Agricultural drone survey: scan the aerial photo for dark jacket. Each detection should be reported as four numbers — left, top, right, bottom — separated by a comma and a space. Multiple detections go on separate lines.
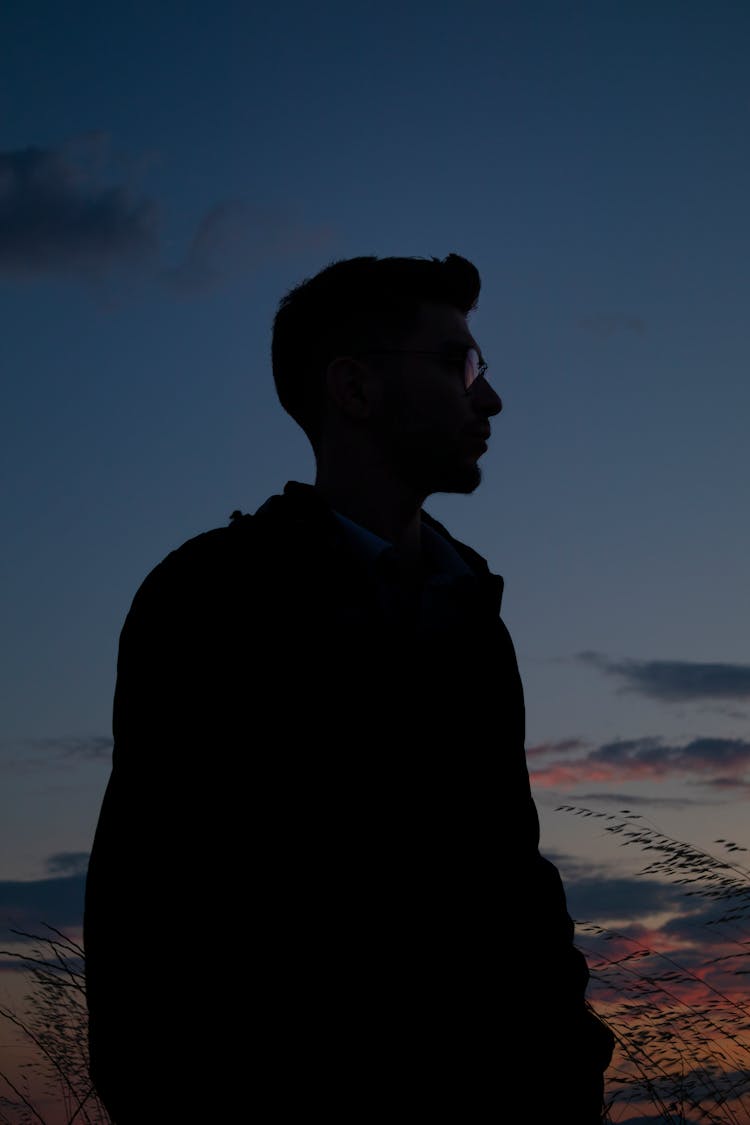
84, 481, 613, 1122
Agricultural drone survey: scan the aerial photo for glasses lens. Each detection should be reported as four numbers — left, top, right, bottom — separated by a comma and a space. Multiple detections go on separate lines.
464, 348, 480, 390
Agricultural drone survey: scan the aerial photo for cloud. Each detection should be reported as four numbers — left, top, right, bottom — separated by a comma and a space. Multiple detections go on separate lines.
27, 734, 113, 761
564, 870, 688, 925
0, 734, 114, 776
530, 735, 750, 790
0, 136, 335, 292
560, 842, 747, 918
0, 874, 85, 942
579, 652, 750, 702
45, 852, 89, 877
0, 139, 158, 278
0, 853, 89, 945
526, 738, 588, 759
164, 201, 334, 294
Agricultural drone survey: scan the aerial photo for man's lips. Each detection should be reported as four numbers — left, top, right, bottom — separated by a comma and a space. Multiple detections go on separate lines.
466, 428, 491, 448
465, 431, 490, 458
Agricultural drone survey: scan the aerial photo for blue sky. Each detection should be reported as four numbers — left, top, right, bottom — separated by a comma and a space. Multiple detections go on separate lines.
2, 5, 750, 1114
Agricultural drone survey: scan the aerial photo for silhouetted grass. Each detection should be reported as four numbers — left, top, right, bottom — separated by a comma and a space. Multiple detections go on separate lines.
559, 806, 750, 1124
0, 926, 110, 1125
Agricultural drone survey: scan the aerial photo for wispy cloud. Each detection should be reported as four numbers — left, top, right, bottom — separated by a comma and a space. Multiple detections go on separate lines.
0, 850, 90, 942
27, 735, 113, 761
542, 846, 737, 930
164, 201, 334, 294
565, 871, 688, 925
0, 138, 158, 278
531, 735, 750, 791
579, 652, 750, 702
0, 734, 113, 777
0, 874, 85, 942
45, 852, 89, 877
0, 135, 335, 293
526, 737, 588, 759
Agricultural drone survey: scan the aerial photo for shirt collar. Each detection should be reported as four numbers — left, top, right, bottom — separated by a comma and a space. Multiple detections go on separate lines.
332, 510, 474, 582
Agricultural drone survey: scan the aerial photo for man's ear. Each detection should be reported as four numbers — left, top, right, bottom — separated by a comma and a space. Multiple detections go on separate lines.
325, 356, 377, 422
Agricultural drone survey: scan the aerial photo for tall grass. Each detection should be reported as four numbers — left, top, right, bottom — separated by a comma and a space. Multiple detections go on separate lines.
0, 926, 110, 1125
559, 806, 750, 1124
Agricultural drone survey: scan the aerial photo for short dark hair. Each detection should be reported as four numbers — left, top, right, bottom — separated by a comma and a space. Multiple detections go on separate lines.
271, 253, 481, 444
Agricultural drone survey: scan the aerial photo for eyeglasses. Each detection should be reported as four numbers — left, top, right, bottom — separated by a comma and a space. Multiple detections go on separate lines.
359, 347, 488, 393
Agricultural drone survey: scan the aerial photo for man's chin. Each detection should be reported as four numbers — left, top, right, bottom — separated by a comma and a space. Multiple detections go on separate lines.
390, 442, 484, 498
418, 463, 482, 498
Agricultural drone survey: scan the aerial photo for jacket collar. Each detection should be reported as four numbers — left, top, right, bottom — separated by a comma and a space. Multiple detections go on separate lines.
253, 481, 505, 613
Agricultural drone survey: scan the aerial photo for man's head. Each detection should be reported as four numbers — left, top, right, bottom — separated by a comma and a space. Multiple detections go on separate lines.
271, 254, 502, 498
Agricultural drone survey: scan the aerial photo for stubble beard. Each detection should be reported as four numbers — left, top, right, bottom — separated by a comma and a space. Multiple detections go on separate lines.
378, 382, 483, 498
386, 428, 483, 498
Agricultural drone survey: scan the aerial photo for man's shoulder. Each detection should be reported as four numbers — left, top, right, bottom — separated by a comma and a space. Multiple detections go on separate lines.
132, 483, 337, 597
141, 520, 251, 585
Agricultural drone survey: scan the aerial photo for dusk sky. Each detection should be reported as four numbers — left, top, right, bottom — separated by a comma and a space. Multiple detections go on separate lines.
2, 2, 749, 1121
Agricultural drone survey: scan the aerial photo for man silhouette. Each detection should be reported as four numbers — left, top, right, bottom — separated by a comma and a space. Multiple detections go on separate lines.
84, 254, 613, 1122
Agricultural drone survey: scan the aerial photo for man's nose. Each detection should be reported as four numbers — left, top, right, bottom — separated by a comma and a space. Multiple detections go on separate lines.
476, 378, 502, 416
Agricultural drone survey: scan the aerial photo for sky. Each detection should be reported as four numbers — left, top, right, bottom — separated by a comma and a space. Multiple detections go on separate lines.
1, 1, 749, 1121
